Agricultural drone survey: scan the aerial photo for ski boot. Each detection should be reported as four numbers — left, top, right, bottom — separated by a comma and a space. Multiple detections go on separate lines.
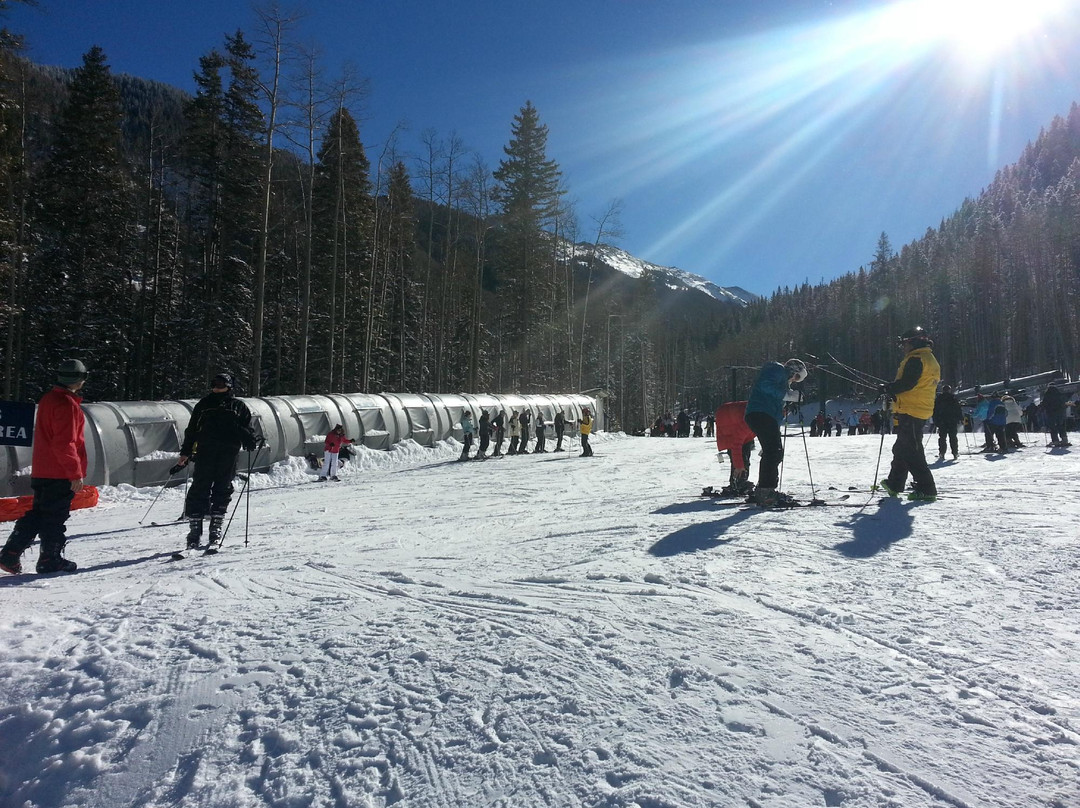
330, 475, 341, 482
907, 488, 937, 502
207, 515, 225, 547
753, 487, 792, 508
186, 519, 203, 550
0, 546, 22, 575
876, 478, 901, 498
36, 543, 77, 574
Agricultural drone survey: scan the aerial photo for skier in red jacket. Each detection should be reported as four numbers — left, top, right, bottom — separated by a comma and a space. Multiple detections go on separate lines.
712, 401, 757, 497
1, 359, 89, 574
318, 425, 354, 482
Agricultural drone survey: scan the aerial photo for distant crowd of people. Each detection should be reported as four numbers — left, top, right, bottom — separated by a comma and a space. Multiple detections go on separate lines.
459, 406, 594, 460
649, 410, 716, 439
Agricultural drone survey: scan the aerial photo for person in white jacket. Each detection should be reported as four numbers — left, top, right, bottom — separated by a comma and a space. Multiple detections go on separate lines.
1001, 395, 1025, 449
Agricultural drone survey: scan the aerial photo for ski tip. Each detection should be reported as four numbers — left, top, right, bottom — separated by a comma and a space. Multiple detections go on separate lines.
202, 547, 219, 556
170, 552, 185, 561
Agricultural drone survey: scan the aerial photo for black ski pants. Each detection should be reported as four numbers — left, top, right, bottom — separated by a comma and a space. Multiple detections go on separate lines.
887, 414, 936, 495
937, 424, 959, 457
745, 411, 783, 490
1047, 412, 1067, 445
534, 428, 545, 453
185, 446, 239, 520
554, 427, 564, 451
580, 433, 593, 456
4, 478, 75, 557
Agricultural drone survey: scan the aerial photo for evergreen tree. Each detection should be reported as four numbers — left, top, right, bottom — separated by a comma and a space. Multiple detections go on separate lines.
310, 106, 372, 392
381, 160, 415, 391
0, 21, 28, 397
29, 46, 135, 399
182, 32, 263, 391
491, 101, 562, 389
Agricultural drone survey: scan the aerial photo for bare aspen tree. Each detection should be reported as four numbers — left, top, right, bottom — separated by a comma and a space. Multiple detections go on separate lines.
577, 199, 623, 390
461, 154, 492, 391
283, 43, 330, 393
415, 129, 444, 392
363, 128, 403, 392
434, 133, 464, 393
249, 3, 301, 396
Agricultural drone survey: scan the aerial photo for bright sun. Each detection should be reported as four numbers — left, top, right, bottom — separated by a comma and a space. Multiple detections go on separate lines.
891, 0, 1066, 61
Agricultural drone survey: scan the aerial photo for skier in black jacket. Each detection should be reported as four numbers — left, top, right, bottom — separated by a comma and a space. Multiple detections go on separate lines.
491, 411, 506, 457
932, 385, 963, 460
1042, 382, 1070, 447
175, 373, 257, 548
477, 411, 491, 459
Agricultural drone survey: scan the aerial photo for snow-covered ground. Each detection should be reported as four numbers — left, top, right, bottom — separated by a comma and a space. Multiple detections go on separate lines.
1, 430, 1078, 808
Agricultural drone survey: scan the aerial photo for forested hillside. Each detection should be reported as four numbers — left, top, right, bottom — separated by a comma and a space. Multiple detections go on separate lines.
0, 15, 1078, 431
0, 32, 743, 431
714, 104, 1080, 401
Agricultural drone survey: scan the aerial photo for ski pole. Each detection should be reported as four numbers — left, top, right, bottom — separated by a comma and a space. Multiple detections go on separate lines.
798, 410, 819, 501
870, 397, 889, 491
139, 467, 177, 524
219, 442, 264, 550
245, 445, 254, 547
778, 411, 789, 493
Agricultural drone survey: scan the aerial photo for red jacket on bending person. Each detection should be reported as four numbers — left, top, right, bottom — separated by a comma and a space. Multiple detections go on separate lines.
714, 401, 756, 474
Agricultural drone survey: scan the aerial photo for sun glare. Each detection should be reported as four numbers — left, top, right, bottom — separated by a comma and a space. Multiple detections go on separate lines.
894, 0, 1066, 61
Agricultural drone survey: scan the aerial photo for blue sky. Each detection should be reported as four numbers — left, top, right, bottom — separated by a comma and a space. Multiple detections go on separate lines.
7, 0, 1080, 296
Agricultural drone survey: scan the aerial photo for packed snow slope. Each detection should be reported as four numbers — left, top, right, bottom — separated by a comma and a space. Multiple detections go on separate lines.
1, 431, 1078, 808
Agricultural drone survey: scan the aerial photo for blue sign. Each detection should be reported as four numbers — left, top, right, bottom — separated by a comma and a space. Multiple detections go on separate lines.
0, 401, 35, 447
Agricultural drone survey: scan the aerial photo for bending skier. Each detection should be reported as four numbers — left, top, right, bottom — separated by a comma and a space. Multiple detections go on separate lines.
713, 400, 756, 497
744, 359, 807, 507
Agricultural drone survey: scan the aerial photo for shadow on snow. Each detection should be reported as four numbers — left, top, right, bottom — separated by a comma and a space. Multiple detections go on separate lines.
648, 510, 759, 557
832, 498, 917, 558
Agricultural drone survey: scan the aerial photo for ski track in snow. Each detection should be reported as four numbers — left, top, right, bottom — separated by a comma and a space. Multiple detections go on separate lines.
1, 433, 1078, 807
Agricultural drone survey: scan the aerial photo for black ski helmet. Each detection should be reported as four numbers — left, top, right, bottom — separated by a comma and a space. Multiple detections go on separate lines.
211, 372, 234, 389
899, 326, 932, 348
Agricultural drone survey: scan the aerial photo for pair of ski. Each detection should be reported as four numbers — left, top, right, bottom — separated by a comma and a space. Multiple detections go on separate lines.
702, 488, 860, 508
170, 543, 221, 561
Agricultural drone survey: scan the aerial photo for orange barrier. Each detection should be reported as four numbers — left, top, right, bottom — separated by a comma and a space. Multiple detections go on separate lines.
0, 486, 100, 522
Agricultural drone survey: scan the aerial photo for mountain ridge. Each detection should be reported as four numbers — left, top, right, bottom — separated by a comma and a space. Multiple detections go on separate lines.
574, 243, 758, 307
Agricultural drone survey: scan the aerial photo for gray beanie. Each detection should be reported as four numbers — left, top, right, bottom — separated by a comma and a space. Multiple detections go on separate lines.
57, 359, 88, 386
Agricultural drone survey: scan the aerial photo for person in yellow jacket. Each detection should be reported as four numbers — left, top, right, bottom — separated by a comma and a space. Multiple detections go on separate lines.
878, 327, 941, 501
579, 406, 594, 457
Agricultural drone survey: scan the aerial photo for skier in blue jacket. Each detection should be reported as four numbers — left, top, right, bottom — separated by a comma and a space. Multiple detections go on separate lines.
744, 359, 808, 507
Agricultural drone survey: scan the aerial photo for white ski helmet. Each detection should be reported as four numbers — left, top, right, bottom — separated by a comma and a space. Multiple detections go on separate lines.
784, 358, 808, 383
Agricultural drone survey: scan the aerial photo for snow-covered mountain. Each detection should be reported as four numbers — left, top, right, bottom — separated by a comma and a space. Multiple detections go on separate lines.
575, 243, 759, 306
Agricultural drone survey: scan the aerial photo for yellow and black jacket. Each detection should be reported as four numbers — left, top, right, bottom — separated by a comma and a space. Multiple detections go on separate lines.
887, 346, 940, 420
